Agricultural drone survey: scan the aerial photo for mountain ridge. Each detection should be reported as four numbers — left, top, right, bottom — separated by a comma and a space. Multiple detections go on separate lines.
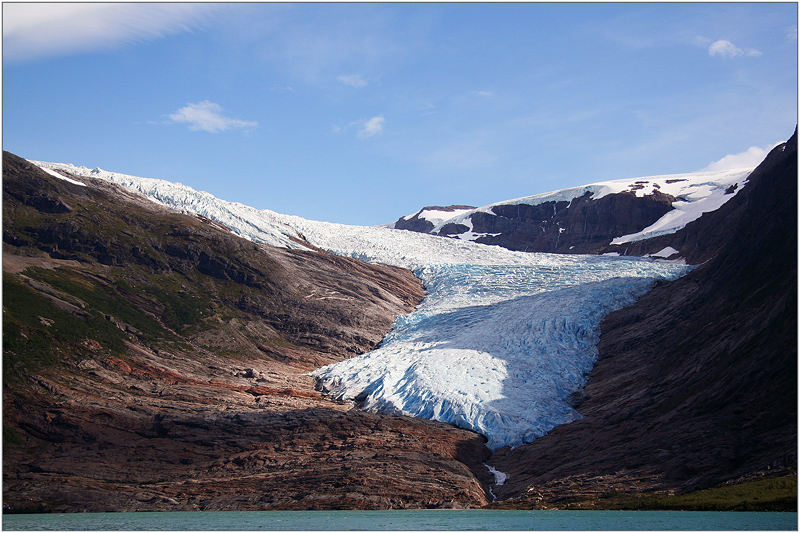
389, 168, 753, 257
2, 152, 492, 512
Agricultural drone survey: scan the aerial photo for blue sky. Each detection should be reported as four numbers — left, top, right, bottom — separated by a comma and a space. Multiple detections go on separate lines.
3, 3, 797, 225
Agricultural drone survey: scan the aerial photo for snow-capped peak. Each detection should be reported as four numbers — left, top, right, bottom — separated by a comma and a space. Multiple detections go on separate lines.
423, 168, 752, 244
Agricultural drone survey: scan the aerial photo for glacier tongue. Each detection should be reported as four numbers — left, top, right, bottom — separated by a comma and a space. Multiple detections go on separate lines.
267, 218, 689, 449
310, 255, 684, 450
33, 160, 691, 450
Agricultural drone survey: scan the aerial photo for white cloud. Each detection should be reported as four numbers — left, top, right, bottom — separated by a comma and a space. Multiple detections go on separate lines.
786, 25, 798, 43
701, 142, 781, 171
337, 74, 368, 88
168, 101, 258, 133
330, 115, 385, 137
358, 115, 385, 137
707, 39, 762, 58
3, 3, 217, 63
473, 91, 496, 98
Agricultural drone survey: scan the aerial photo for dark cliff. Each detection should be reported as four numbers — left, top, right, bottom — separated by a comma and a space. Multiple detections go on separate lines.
2, 152, 492, 512
436, 191, 676, 254
392, 173, 756, 258
488, 129, 797, 507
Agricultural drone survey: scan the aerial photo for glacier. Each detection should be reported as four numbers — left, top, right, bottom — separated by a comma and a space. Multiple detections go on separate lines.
33, 160, 692, 449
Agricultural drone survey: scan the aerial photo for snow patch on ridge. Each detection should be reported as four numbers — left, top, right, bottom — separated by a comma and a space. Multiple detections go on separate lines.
649, 246, 680, 259
32, 161, 310, 250
37, 165, 87, 187
610, 170, 750, 244
416, 207, 474, 226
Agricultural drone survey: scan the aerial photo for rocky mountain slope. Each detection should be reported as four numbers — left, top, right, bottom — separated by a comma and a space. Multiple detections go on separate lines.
487, 129, 797, 507
2, 152, 492, 512
390, 169, 752, 257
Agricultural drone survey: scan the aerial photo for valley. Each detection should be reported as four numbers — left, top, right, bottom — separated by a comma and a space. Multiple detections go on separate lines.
3, 128, 796, 512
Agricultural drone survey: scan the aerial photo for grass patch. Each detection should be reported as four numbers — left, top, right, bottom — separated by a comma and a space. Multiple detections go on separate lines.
3, 425, 24, 445
117, 274, 212, 332
628, 477, 797, 512
24, 267, 170, 343
2, 276, 135, 374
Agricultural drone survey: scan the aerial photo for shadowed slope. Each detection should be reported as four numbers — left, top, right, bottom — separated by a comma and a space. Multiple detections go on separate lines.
488, 129, 797, 507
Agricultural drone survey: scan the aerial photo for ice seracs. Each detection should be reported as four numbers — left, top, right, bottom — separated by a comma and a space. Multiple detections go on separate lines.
311, 257, 686, 450
31, 161, 310, 250
32, 159, 692, 449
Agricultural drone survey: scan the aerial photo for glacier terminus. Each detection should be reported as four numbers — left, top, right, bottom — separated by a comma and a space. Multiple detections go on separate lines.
34, 161, 724, 450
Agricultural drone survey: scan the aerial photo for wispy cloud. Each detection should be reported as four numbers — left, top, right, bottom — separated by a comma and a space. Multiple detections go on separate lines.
695, 37, 762, 58
358, 116, 385, 137
168, 101, 258, 133
331, 115, 386, 138
419, 103, 437, 117
3, 3, 217, 63
701, 142, 780, 171
473, 91, 496, 98
337, 74, 369, 88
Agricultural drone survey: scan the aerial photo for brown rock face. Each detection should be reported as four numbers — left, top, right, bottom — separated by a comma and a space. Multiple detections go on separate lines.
2, 152, 491, 513
486, 130, 797, 507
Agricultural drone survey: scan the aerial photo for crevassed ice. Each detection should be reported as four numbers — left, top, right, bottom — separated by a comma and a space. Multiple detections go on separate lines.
308, 249, 687, 450
33, 160, 691, 450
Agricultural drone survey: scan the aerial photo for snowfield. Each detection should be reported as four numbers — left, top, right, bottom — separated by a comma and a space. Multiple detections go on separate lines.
35, 161, 701, 449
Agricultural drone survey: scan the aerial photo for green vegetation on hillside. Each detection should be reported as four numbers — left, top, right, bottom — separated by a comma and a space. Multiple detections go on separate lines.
628, 476, 797, 512
3, 274, 135, 375
487, 476, 797, 511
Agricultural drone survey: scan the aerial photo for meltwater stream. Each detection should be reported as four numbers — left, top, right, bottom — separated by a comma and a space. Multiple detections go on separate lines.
34, 162, 692, 450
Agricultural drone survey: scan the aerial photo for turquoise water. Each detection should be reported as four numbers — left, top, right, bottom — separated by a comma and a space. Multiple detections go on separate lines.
2, 510, 797, 530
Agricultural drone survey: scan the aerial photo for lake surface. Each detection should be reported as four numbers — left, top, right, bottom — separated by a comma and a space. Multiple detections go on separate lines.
3, 510, 797, 530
